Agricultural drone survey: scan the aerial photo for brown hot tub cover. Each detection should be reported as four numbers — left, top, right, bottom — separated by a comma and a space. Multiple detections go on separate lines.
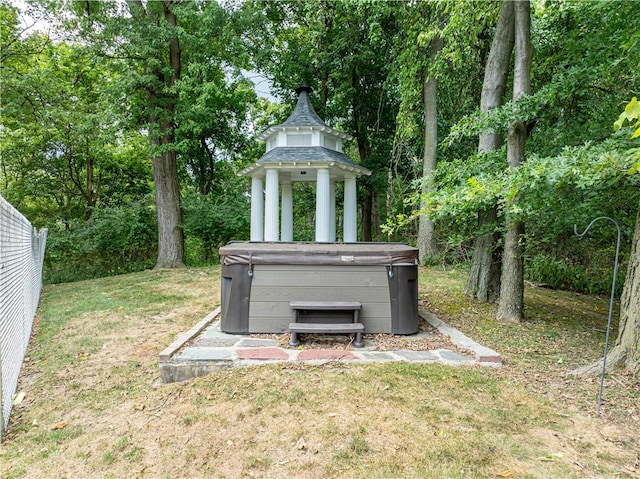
219, 242, 419, 266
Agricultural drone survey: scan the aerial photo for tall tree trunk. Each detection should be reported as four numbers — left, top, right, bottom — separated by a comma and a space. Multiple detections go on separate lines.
497, 0, 532, 321
361, 188, 373, 242
575, 201, 640, 376
417, 36, 443, 263
153, 129, 185, 268
373, 191, 381, 239
352, 66, 373, 242
465, 0, 514, 301
605, 201, 640, 375
153, 1, 185, 268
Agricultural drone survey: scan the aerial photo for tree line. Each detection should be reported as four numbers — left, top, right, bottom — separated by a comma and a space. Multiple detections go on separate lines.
1, 0, 638, 374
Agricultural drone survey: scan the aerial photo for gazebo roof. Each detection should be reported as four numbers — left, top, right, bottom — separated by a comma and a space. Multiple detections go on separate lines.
238, 146, 371, 177
281, 86, 327, 127
242, 85, 370, 179
256, 86, 352, 141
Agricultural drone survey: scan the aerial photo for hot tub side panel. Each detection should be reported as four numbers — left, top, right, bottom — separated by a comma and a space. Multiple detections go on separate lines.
248, 264, 393, 333
388, 264, 419, 334
220, 263, 252, 333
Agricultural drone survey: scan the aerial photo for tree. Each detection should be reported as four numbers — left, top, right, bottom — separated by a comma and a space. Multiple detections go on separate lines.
38, 0, 190, 268
497, 0, 532, 321
464, 0, 514, 303
1, 7, 151, 227
607, 200, 640, 375
38, 0, 257, 268
129, 0, 184, 268
415, 12, 443, 262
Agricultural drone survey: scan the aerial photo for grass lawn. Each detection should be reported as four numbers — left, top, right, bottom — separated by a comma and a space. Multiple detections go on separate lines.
1, 266, 638, 478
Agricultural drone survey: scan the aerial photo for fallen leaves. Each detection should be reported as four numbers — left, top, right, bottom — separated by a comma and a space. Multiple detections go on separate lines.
295, 437, 307, 450
51, 421, 68, 430
12, 391, 25, 406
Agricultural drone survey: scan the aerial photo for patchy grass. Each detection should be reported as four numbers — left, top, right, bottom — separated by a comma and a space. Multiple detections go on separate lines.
1, 266, 638, 479
419, 266, 639, 423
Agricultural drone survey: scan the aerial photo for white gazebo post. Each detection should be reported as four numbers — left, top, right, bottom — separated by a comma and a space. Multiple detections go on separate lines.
264, 168, 280, 241
315, 168, 331, 242
281, 179, 293, 241
343, 174, 357, 242
329, 180, 336, 242
250, 175, 264, 241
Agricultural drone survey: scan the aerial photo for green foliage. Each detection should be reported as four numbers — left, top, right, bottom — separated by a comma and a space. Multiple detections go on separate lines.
44, 202, 157, 283
182, 192, 250, 265
0, 32, 152, 225
615, 97, 640, 175
529, 0, 640, 156
388, 133, 638, 293
525, 254, 625, 296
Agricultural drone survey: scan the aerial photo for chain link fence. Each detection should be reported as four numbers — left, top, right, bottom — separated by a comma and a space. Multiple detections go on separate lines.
0, 195, 47, 439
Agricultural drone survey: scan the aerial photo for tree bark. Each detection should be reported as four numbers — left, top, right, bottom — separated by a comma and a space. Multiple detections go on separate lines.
574, 201, 640, 376
352, 66, 373, 242
153, 133, 185, 269
466, 0, 514, 301
612, 201, 640, 375
150, 1, 184, 268
465, 207, 503, 302
361, 188, 373, 242
497, 0, 532, 321
417, 36, 443, 263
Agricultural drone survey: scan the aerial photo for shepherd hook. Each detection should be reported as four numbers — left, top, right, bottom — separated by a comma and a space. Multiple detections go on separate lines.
574, 217, 621, 416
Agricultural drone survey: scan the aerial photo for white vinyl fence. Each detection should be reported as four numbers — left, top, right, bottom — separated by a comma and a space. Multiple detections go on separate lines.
0, 195, 47, 438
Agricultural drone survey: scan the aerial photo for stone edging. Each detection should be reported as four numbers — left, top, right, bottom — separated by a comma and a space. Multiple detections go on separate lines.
159, 307, 221, 361
421, 310, 503, 366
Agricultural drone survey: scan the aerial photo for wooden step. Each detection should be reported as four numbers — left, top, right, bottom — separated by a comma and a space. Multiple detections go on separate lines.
288, 322, 365, 348
289, 301, 362, 311
289, 301, 364, 348
288, 322, 365, 334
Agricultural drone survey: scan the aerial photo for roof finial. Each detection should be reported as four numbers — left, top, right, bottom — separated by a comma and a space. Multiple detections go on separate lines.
295, 84, 313, 95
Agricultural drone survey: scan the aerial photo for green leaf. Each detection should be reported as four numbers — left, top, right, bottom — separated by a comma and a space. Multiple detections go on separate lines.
625, 96, 640, 119
614, 111, 627, 131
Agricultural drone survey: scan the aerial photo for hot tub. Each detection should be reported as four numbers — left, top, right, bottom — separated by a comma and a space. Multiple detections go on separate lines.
219, 242, 419, 335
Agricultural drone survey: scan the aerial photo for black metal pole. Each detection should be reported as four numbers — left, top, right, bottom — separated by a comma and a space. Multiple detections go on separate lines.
574, 217, 621, 416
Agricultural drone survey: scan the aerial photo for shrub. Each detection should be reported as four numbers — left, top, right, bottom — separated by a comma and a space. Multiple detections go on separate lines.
44, 202, 157, 283
182, 193, 250, 265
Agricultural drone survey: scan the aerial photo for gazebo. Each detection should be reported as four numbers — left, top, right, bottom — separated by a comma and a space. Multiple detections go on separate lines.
238, 86, 371, 242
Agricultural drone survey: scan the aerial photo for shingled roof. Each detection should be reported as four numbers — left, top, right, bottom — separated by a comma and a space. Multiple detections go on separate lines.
256, 86, 351, 141
242, 86, 370, 178
259, 147, 367, 171
280, 86, 327, 127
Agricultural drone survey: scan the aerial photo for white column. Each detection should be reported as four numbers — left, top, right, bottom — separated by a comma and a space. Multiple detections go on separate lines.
281, 180, 293, 242
250, 176, 264, 241
343, 175, 357, 242
329, 180, 336, 242
315, 168, 331, 242
264, 168, 280, 241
